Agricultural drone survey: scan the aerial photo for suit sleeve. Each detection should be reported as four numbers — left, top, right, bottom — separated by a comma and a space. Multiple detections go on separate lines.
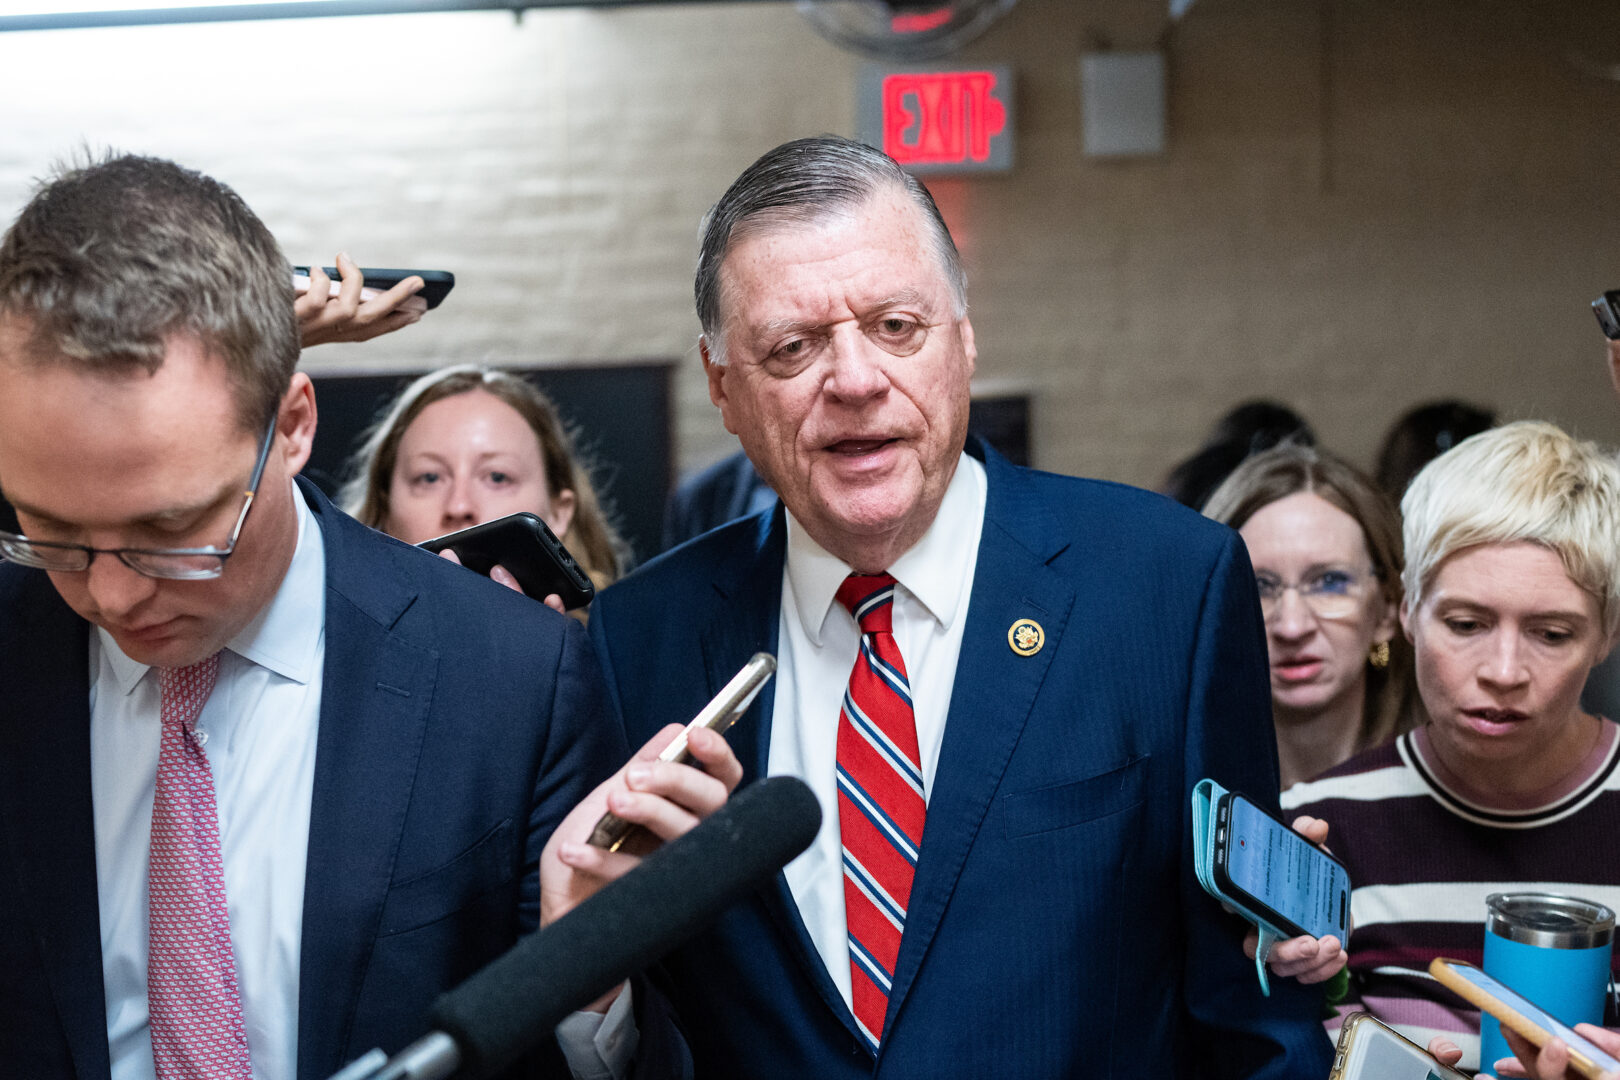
520, 617, 628, 933
1178, 531, 1336, 1079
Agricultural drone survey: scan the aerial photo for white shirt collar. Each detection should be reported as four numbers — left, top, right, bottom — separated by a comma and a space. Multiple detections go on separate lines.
99, 481, 327, 695
785, 451, 988, 647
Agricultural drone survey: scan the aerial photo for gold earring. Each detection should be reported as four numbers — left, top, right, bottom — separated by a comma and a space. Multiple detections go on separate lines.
1368, 641, 1390, 669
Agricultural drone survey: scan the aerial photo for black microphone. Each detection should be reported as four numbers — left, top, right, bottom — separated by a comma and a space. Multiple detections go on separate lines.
335, 774, 821, 1080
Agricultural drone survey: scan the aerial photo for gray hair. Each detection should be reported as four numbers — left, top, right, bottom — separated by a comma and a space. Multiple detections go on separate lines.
694, 135, 968, 365
0, 152, 299, 430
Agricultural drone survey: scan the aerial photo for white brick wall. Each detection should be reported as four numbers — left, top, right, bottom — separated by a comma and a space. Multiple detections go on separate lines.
2, 0, 1618, 490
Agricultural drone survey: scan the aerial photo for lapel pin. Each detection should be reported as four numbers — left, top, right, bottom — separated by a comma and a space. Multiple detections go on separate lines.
1008, 618, 1044, 657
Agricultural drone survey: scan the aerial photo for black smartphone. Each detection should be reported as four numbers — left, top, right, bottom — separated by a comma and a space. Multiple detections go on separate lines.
419, 512, 594, 610
291, 266, 455, 309
1593, 291, 1620, 341
1213, 790, 1352, 941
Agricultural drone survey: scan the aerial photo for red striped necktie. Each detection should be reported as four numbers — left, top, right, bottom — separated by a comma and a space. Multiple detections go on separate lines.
834, 572, 926, 1053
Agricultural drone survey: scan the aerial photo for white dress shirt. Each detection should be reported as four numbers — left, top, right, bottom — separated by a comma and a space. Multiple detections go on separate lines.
577, 453, 988, 1067
768, 452, 986, 1007
92, 482, 325, 1080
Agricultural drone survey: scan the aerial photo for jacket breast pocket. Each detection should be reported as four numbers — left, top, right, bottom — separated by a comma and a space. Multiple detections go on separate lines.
378, 818, 517, 936
1001, 756, 1148, 840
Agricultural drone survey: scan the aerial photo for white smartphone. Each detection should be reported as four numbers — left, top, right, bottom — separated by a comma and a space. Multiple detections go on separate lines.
1330, 1012, 1470, 1080
1430, 958, 1620, 1080
586, 653, 777, 853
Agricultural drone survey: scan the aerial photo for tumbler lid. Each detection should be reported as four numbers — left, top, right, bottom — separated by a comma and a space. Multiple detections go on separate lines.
1486, 893, 1616, 949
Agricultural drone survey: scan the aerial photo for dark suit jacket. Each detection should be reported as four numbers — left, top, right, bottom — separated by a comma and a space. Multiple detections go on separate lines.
0, 480, 638, 1079
588, 441, 1334, 1079
660, 450, 775, 554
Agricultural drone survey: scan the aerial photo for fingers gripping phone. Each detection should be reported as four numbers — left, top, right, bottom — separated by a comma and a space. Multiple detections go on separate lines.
1330, 1013, 1470, 1080
1430, 958, 1620, 1080
1213, 791, 1352, 942
419, 512, 595, 610
587, 653, 777, 853
291, 266, 455, 313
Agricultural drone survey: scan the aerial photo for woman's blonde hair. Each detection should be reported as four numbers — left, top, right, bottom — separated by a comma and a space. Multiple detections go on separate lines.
1204, 442, 1418, 749
1401, 420, 1620, 639
339, 364, 629, 589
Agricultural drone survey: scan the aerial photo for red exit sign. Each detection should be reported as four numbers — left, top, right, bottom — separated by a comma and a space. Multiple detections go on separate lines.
857, 65, 1014, 173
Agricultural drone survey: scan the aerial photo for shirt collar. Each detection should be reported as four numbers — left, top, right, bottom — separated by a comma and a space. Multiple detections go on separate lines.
785, 451, 987, 646
97, 480, 327, 695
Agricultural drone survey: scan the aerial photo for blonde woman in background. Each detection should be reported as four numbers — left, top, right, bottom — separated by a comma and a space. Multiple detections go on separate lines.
1205, 443, 1418, 788
342, 364, 628, 594
1285, 422, 1620, 1071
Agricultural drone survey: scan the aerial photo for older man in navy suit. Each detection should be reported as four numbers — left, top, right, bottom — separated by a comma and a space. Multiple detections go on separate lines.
579, 136, 1335, 1077
0, 155, 716, 1080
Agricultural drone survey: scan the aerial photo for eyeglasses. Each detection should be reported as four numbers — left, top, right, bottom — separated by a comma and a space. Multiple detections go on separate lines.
1254, 566, 1378, 621
0, 414, 278, 581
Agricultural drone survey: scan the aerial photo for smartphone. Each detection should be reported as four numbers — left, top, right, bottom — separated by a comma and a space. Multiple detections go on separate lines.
1594, 291, 1620, 338
587, 652, 777, 853
291, 266, 455, 311
1213, 790, 1352, 941
1595, 292, 1620, 341
419, 512, 594, 610
1430, 958, 1620, 1080
1330, 1012, 1470, 1080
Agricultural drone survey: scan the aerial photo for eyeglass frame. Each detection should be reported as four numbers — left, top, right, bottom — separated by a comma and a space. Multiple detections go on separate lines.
1253, 564, 1382, 622
0, 412, 279, 581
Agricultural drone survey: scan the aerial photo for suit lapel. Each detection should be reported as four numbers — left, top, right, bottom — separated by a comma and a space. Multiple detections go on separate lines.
0, 574, 112, 1080
881, 451, 1076, 1046
697, 508, 866, 1045
699, 508, 784, 786
295, 485, 439, 1080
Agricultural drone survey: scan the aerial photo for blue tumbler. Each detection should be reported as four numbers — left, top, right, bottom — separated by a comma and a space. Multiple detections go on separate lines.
1479, 893, 1614, 1072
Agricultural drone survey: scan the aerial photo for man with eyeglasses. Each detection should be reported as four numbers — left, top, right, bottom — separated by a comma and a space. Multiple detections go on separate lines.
0, 156, 714, 1080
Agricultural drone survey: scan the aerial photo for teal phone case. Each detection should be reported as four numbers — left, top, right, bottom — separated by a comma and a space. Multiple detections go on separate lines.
1191, 777, 1283, 996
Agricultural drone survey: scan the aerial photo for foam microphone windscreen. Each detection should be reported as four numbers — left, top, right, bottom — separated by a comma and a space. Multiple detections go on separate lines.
428, 774, 821, 1079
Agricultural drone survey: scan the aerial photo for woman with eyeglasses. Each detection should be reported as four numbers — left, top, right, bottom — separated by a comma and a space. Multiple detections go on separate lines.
1204, 443, 1419, 788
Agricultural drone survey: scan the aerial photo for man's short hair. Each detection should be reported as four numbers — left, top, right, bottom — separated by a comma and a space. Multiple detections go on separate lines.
694, 135, 968, 365
0, 153, 299, 429
1401, 420, 1620, 638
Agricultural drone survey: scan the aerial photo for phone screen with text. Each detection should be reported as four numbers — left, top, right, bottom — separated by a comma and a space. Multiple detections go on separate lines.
1226, 796, 1350, 939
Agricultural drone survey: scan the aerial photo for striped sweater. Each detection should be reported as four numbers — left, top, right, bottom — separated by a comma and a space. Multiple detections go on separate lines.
1282, 721, 1620, 1072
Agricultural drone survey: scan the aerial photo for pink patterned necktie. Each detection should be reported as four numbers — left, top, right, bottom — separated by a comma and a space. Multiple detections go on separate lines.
834, 573, 926, 1053
148, 653, 253, 1079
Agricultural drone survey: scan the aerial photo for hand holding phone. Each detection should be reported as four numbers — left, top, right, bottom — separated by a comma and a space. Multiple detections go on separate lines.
1214, 791, 1352, 942
1330, 1013, 1470, 1080
291, 256, 449, 347
419, 512, 595, 610
1429, 958, 1620, 1080
587, 653, 777, 852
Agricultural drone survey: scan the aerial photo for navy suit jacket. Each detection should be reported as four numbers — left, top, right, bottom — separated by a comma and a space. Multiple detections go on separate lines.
588, 442, 1334, 1079
0, 480, 648, 1079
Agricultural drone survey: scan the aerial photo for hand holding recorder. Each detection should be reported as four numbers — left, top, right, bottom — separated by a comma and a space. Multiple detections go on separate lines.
534, 658, 764, 1010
